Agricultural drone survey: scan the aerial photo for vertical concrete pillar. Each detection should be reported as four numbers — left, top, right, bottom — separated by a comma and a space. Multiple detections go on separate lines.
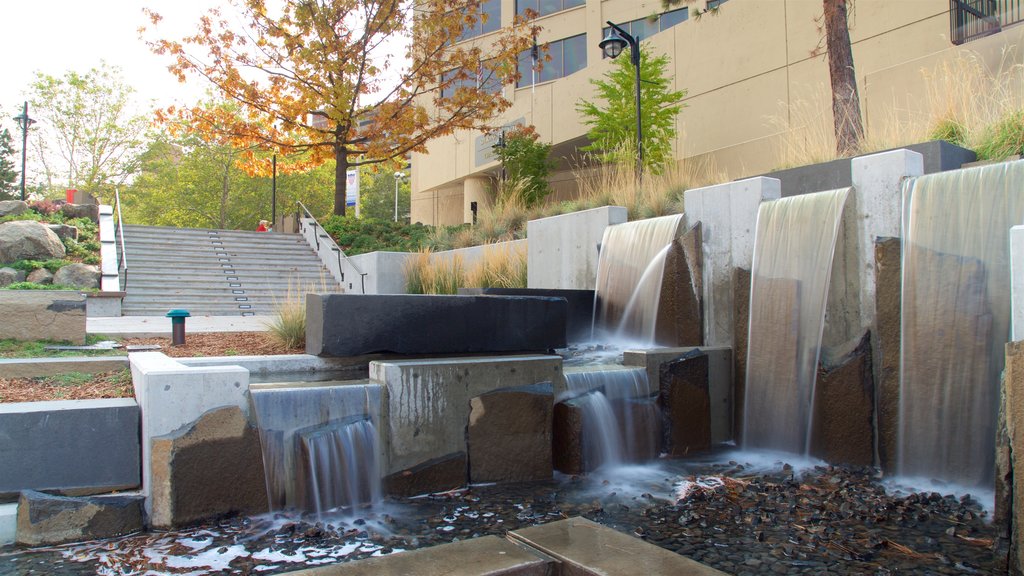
527, 206, 628, 290
683, 177, 781, 347
463, 176, 494, 225
1011, 225, 1024, 341
850, 149, 924, 332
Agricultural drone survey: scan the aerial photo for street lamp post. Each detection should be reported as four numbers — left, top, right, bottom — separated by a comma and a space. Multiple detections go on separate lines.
393, 171, 407, 222
598, 22, 643, 182
12, 102, 35, 201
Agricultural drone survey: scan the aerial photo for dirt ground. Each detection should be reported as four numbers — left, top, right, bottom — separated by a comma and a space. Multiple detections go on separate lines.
122, 332, 303, 357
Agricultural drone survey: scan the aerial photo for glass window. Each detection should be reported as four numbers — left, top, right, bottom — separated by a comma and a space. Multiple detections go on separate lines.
563, 0, 585, 9
481, 0, 501, 34
517, 50, 536, 88
659, 8, 688, 30
540, 41, 562, 82
516, 0, 537, 16
707, 0, 728, 8
562, 34, 587, 76
629, 18, 650, 41
479, 63, 504, 94
539, 0, 561, 16
517, 0, 584, 18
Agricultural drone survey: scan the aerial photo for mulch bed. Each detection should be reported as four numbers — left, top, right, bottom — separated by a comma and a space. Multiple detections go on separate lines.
0, 370, 133, 403
122, 332, 303, 358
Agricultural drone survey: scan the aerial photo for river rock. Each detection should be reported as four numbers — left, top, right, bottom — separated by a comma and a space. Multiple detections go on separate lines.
53, 263, 100, 289
26, 268, 53, 285
384, 452, 467, 497
660, 350, 712, 456
0, 200, 28, 218
61, 203, 99, 222
0, 267, 24, 286
149, 406, 267, 529
0, 220, 66, 263
46, 224, 78, 242
468, 383, 553, 483
16, 490, 143, 546
655, 222, 703, 347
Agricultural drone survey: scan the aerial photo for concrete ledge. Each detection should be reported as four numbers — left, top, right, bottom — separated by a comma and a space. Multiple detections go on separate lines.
179, 353, 370, 381
0, 502, 15, 546
86, 291, 124, 318
0, 399, 140, 502
285, 535, 554, 575
510, 517, 728, 575
527, 205, 627, 290
0, 356, 128, 378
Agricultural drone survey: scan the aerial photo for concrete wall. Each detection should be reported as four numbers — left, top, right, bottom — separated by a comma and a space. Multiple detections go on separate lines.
527, 206, 627, 290
0, 290, 86, 344
0, 399, 140, 501
1012, 225, 1024, 341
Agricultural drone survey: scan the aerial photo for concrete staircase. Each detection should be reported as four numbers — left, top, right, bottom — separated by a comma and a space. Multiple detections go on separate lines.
119, 225, 339, 316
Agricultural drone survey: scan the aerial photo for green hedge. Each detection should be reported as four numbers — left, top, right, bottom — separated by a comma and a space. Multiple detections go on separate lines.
321, 216, 431, 256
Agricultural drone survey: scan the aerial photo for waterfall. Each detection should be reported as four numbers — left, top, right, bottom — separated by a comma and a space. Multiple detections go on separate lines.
593, 214, 684, 343
250, 384, 382, 516
563, 368, 659, 470
898, 162, 1024, 486
743, 188, 849, 454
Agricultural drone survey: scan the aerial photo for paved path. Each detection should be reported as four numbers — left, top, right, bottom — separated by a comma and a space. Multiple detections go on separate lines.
88, 315, 274, 338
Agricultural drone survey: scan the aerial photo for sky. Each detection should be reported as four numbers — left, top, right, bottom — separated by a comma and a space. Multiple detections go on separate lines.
0, 0, 233, 122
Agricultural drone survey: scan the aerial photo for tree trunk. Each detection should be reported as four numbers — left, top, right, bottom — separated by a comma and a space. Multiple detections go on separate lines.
334, 145, 348, 217
824, 0, 864, 157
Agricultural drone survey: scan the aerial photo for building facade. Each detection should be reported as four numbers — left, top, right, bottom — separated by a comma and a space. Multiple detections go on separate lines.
410, 0, 1024, 226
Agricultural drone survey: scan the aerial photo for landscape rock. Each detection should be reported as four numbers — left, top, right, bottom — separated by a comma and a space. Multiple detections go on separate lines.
53, 263, 100, 289
552, 400, 585, 475
26, 268, 53, 285
61, 203, 99, 222
660, 350, 712, 456
874, 237, 901, 472
0, 200, 28, 218
46, 224, 78, 242
0, 290, 86, 343
811, 331, 875, 466
0, 267, 24, 286
384, 452, 467, 497
468, 383, 553, 483
16, 489, 143, 546
656, 222, 703, 347
732, 267, 751, 443
149, 406, 267, 529
0, 220, 66, 263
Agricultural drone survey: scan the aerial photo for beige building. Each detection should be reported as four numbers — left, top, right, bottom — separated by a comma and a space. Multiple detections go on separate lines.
411, 0, 1024, 226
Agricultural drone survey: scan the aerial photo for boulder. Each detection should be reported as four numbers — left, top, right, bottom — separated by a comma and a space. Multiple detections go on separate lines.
0, 267, 24, 286
552, 400, 585, 475
53, 263, 100, 289
26, 268, 53, 285
61, 203, 99, 222
468, 383, 553, 484
149, 406, 267, 529
0, 200, 28, 218
16, 490, 143, 546
384, 452, 467, 497
0, 290, 86, 343
0, 220, 66, 263
810, 332, 875, 466
660, 350, 712, 456
46, 224, 78, 242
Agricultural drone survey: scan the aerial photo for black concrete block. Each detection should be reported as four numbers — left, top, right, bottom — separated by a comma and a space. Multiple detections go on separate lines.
307, 294, 568, 357
459, 288, 594, 343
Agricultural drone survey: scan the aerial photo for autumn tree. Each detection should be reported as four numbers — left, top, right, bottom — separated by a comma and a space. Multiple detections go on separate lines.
145, 0, 538, 216
27, 63, 149, 200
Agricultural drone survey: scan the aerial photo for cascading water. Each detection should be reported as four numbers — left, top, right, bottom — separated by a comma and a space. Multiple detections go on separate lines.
593, 214, 684, 344
250, 384, 382, 517
563, 367, 659, 470
743, 188, 849, 454
898, 162, 1024, 487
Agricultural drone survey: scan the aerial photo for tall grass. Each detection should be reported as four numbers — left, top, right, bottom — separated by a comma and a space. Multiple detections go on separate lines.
404, 243, 528, 293
403, 249, 465, 294
465, 243, 528, 289
265, 275, 336, 349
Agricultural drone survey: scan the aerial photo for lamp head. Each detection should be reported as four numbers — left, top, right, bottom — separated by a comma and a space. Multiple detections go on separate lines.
599, 28, 627, 59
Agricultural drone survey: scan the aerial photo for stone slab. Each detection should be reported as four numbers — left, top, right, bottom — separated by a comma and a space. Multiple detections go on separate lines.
811, 332, 875, 466
656, 223, 703, 347
1004, 340, 1024, 576
0, 503, 15, 546
468, 383, 553, 483
285, 535, 554, 576
509, 517, 728, 575
0, 356, 128, 378
622, 346, 732, 445
370, 355, 563, 476
16, 490, 144, 546
660, 351, 712, 456
0, 399, 140, 502
459, 288, 595, 344
527, 206, 627, 290
307, 294, 567, 357
1012, 226, 1024, 341
0, 290, 86, 344
384, 452, 468, 497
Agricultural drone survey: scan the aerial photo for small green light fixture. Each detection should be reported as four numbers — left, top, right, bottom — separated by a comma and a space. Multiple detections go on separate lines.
166, 309, 191, 346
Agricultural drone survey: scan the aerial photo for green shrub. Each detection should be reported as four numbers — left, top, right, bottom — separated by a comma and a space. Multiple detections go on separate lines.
2, 282, 86, 291
929, 117, 968, 148
8, 259, 70, 273
321, 216, 431, 256
975, 110, 1024, 161
0, 212, 43, 225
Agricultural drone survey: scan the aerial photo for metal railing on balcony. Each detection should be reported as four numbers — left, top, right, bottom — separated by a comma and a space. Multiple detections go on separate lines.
950, 0, 1021, 44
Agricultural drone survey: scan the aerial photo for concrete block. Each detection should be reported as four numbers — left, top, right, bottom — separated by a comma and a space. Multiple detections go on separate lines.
509, 517, 728, 575
0, 356, 128, 378
346, 251, 416, 295
684, 177, 780, 347
0, 290, 86, 344
130, 352, 249, 516
1012, 226, 1024, 341
527, 206, 627, 290
468, 383, 553, 483
16, 490, 143, 546
622, 346, 732, 445
0, 399, 140, 501
459, 288, 594, 343
0, 503, 17, 546
288, 535, 555, 576
86, 291, 124, 317
370, 355, 563, 476
307, 294, 567, 357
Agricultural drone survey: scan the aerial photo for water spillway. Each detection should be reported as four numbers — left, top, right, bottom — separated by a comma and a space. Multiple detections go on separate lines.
593, 214, 684, 344
898, 162, 1024, 486
742, 188, 850, 454
250, 383, 382, 516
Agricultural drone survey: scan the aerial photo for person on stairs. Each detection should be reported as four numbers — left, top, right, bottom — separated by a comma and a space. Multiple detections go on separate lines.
256, 219, 269, 232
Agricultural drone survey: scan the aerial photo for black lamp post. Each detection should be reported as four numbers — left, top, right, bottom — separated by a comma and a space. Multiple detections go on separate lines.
12, 102, 35, 201
599, 22, 642, 182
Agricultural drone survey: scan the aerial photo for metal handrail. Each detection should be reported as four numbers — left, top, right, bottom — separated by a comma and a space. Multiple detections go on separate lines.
114, 187, 128, 290
295, 201, 367, 292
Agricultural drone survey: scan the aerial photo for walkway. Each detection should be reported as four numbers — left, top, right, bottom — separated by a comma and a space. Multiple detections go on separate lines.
87, 315, 274, 338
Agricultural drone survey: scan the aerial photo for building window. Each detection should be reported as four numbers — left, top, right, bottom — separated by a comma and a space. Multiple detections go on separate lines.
459, 0, 502, 42
440, 62, 504, 99
517, 33, 588, 88
707, 0, 729, 9
602, 8, 688, 42
516, 0, 585, 18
